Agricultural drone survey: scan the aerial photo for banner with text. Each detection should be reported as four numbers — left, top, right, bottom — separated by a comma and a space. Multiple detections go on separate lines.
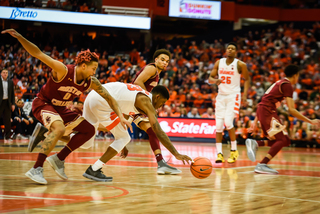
0, 6, 151, 29
158, 117, 216, 138
169, 0, 221, 20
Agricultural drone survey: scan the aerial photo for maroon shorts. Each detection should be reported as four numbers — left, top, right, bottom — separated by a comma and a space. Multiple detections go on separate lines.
256, 105, 286, 139
32, 97, 81, 129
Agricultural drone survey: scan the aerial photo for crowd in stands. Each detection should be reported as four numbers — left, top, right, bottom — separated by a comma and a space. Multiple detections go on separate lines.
0, 0, 99, 13
1, 21, 320, 147
1, 0, 319, 10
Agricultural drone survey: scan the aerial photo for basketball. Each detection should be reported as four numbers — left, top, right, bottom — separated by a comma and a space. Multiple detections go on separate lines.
190, 157, 213, 179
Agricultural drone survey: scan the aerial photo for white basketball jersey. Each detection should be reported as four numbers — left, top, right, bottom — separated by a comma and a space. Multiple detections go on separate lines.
85, 82, 152, 115
218, 58, 241, 95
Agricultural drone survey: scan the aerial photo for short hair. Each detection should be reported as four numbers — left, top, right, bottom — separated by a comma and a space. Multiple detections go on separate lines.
153, 49, 171, 61
227, 42, 238, 50
284, 64, 300, 77
151, 85, 170, 100
75, 49, 99, 65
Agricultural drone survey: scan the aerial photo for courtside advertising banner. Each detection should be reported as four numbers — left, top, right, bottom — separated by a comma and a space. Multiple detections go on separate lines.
169, 0, 221, 20
0, 6, 151, 29
158, 117, 216, 138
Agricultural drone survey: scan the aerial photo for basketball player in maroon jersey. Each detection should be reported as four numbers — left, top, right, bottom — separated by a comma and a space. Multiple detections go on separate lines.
2, 29, 131, 184
131, 49, 181, 174
246, 65, 320, 174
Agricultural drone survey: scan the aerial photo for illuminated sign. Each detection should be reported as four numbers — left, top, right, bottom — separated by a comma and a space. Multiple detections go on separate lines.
158, 117, 216, 138
0, 6, 151, 30
169, 0, 221, 20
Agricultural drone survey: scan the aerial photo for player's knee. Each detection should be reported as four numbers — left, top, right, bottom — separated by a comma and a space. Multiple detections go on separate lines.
225, 122, 234, 130
76, 120, 95, 137
52, 124, 66, 137
216, 118, 224, 133
110, 134, 131, 153
283, 135, 290, 147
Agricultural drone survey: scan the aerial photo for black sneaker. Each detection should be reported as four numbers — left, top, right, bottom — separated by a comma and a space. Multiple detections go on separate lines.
83, 165, 113, 182
28, 123, 48, 152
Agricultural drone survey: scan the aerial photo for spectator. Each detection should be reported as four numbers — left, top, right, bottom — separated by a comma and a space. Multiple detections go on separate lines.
187, 107, 200, 118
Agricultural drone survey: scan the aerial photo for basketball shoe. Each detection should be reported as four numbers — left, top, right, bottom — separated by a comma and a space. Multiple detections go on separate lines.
215, 153, 225, 163
157, 159, 182, 175
227, 150, 239, 163
25, 167, 48, 185
245, 139, 258, 162
47, 153, 68, 180
254, 163, 278, 174
83, 165, 113, 182
28, 123, 48, 152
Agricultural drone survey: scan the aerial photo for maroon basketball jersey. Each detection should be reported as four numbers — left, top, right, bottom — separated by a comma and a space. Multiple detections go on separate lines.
132, 63, 159, 92
37, 64, 91, 107
259, 78, 293, 110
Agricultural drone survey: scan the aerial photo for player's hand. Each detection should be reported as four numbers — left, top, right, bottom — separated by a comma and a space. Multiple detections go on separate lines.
175, 153, 192, 165
120, 116, 133, 133
120, 146, 128, 158
241, 94, 247, 104
1, 29, 22, 39
248, 121, 257, 133
215, 79, 222, 85
311, 119, 320, 127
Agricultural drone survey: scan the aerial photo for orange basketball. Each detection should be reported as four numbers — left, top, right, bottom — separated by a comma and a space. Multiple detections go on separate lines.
190, 157, 213, 179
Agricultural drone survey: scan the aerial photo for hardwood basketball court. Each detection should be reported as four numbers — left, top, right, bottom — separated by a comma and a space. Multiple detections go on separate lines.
1, 139, 320, 213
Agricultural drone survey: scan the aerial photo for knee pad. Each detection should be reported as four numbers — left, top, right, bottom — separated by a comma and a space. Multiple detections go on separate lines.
225, 114, 234, 130
109, 124, 131, 153
109, 133, 131, 153
216, 118, 224, 133
225, 121, 234, 130
80, 135, 95, 149
282, 134, 291, 147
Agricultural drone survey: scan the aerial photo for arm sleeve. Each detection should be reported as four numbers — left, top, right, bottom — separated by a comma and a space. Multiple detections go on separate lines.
281, 82, 294, 98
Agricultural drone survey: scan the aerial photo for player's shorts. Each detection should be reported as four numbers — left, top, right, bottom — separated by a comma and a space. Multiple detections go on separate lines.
81, 101, 129, 149
256, 104, 287, 139
32, 97, 84, 136
215, 92, 240, 119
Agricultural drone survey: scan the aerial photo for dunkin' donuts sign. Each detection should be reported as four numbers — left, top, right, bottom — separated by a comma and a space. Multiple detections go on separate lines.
158, 118, 216, 138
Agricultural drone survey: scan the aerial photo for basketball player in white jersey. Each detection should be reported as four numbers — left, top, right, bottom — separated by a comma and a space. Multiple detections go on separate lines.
81, 82, 192, 181
207, 42, 250, 163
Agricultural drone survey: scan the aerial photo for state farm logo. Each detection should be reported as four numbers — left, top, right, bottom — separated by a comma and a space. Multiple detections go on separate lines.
160, 121, 216, 134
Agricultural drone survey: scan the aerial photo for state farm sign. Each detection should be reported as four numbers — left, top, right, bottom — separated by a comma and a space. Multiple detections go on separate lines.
158, 118, 216, 138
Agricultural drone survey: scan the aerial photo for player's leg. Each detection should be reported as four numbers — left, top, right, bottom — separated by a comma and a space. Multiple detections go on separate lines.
83, 122, 130, 182
225, 93, 240, 163
215, 94, 226, 163
253, 107, 289, 174
138, 120, 181, 175
47, 117, 95, 180
25, 119, 65, 185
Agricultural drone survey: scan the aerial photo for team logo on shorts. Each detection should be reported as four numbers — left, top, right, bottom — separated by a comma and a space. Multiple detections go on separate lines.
46, 116, 51, 124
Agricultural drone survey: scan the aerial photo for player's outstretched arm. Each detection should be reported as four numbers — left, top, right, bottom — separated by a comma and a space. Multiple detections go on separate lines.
1, 29, 67, 80
90, 77, 132, 132
133, 65, 156, 90
286, 97, 320, 126
207, 60, 221, 85
136, 96, 192, 165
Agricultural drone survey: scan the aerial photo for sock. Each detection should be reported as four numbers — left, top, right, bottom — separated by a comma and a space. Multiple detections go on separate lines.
92, 159, 105, 171
155, 153, 163, 162
216, 142, 222, 154
57, 146, 72, 161
231, 140, 237, 151
260, 140, 284, 164
146, 128, 163, 161
57, 120, 95, 160
34, 153, 47, 168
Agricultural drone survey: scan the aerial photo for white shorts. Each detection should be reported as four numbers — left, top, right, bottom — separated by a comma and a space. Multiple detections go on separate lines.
215, 92, 240, 119
80, 100, 129, 149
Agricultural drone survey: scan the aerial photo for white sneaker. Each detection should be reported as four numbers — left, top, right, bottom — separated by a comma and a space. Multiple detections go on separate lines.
16, 134, 28, 140
25, 167, 48, 184
254, 163, 279, 174
47, 154, 68, 180
245, 139, 258, 162
157, 160, 182, 175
